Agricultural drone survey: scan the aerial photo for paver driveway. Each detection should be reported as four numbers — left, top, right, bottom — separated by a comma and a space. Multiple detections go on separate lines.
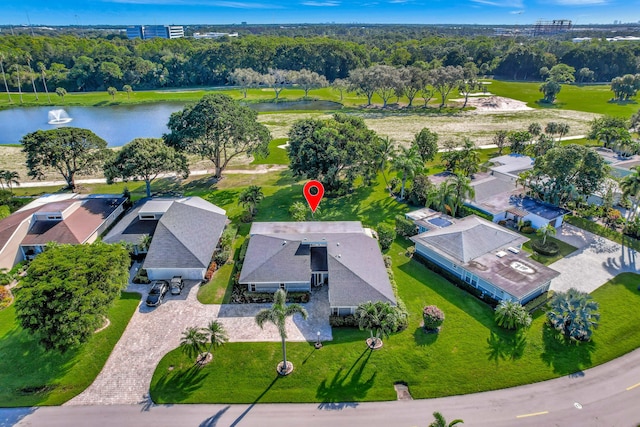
550, 223, 640, 293
65, 265, 331, 406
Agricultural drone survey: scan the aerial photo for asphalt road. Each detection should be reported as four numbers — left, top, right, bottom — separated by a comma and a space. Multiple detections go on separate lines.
2, 346, 640, 427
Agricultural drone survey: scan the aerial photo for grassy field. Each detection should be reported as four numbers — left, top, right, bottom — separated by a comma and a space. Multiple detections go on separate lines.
488, 80, 639, 117
150, 243, 640, 404
0, 292, 140, 406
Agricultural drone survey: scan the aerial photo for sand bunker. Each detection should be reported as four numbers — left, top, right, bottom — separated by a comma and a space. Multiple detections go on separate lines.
457, 95, 533, 112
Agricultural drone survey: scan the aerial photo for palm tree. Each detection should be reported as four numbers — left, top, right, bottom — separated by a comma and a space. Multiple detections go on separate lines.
377, 136, 396, 192
536, 223, 556, 245
354, 301, 399, 349
621, 167, 640, 221
0, 53, 12, 103
204, 320, 228, 356
138, 234, 152, 253
123, 84, 133, 99
13, 62, 23, 104
255, 289, 308, 375
547, 288, 600, 342
391, 146, 423, 200
0, 170, 19, 194
25, 54, 39, 101
180, 326, 208, 363
107, 86, 117, 100
449, 173, 475, 218
429, 411, 464, 427
38, 62, 51, 103
433, 181, 456, 215
545, 121, 559, 142
557, 122, 570, 141
494, 300, 532, 330
238, 185, 264, 217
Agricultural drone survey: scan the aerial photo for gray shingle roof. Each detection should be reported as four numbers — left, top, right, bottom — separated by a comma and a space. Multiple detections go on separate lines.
142, 197, 227, 270
239, 222, 395, 307
412, 216, 527, 263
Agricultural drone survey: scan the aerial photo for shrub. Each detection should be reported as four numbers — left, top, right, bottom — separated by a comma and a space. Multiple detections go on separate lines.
395, 215, 418, 237
214, 250, 231, 266
531, 240, 559, 256
494, 300, 532, 330
423, 305, 445, 331
219, 226, 237, 251
329, 314, 359, 328
132, 268, 150, 284
521, 226, 535, 234
0, 286, 11, 310
383, 255, 393, 268
377, 224, 396, 251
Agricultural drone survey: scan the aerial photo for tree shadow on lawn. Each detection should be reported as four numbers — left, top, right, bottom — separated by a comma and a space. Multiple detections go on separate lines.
203, 189, 241, 211
486, 330, 527, 363
413, 326, 439, 347
229, 375, 280, 427
151, 365, 209, 403
0, 327, 78, 406
540, 325, 595, 375
316, 347, 375, 409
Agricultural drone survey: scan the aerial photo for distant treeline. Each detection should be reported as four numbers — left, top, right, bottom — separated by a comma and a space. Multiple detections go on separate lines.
0, 32, 639, 92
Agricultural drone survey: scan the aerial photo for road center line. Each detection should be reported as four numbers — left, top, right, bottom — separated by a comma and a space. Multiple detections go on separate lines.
516, 411, 549, 418
626, 382, 640, 391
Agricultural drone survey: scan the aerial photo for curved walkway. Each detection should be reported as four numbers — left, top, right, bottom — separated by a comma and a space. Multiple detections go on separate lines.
65, 265, 330, 406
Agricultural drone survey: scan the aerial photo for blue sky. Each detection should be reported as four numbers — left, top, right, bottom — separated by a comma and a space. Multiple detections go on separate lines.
2, 0, 639, 26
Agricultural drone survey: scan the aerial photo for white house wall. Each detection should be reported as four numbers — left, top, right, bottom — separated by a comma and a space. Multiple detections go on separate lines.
147, 268, 205, 281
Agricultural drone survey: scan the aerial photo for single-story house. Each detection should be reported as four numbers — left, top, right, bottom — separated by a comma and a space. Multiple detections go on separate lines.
411, 214, 560, 304
103, 197, 227, 281
238, 221, 396, 316
0, 194, 126, 270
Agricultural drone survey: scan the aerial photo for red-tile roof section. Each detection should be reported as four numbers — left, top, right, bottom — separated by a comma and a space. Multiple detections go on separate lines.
0, 207, 39, 250
22, 198, 122, 245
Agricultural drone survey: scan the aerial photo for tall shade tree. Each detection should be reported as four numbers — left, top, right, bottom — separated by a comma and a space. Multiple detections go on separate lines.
107, 86, 117, 100
547, 288, 600, 342
164, 94, 271, 179
493, 130, 508, 156
348, 67, 377, 106
228, 67, 261, 98
255, 289, 308, 375
412, 127, 439, 163
354, 301, 399, 349
430, 65, 464, 108
288, 113, 381, 194
14, 242, 130, 352
261, 68, 290, 100
429, 411, 464, 427
398, 66, 428, 107
290, 68, 328, 98
332, 78, 350, 102
122, 84, 133, 99
392, 146, 423, 200
369, 64, 401, 108
104, 137, 189, 197
21, 127, 109, 192
180, 326, 208, 363
238, 185, 264, 217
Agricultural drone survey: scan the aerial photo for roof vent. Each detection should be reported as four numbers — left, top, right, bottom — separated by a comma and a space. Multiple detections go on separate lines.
337, 254, 341, 258
496, 251, 507, 258
282, 240, 287, 246
507, 246, 520, 254
337, 242, 340, 246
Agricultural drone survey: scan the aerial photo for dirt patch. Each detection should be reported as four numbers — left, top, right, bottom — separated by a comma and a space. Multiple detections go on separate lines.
454, 95, 533, 112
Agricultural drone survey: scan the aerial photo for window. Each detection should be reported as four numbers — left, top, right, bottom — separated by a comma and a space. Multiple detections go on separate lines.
47, 215, 62, 220
332, 308, 338, 316
249, 284, 256, 292
279, 283, 285, 290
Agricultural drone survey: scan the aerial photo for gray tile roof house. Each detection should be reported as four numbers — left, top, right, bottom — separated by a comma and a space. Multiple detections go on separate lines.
239, 221, 396, 315
411, 215, 560, 304
104, 197, 227, 281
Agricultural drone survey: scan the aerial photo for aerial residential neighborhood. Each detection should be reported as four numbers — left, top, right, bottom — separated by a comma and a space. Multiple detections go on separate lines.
1, 4, 640, 426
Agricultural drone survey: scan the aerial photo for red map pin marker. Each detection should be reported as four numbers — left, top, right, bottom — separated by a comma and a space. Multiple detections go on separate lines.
303, 180, 324, 213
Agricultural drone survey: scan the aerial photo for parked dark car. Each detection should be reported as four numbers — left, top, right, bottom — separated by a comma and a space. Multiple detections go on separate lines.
146, 280, 169, 307
170, 276, 184, 295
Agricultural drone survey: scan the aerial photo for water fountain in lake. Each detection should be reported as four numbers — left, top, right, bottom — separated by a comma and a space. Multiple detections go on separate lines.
47, 109, 73, 125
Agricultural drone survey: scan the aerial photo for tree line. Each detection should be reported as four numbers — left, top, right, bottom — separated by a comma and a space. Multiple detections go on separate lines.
1, 33, 639, 94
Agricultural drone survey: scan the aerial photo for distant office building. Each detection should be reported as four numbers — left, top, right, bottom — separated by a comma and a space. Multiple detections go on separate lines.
126, 25, 184, 40
193, 32, 239, 39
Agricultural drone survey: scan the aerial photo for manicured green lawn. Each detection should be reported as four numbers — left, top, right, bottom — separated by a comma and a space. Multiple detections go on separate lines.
0, 292, 140, 406
488, 80, 638, 117
151, 234, 640, 404
251, 138, 289, 165
521, 235, 578, 265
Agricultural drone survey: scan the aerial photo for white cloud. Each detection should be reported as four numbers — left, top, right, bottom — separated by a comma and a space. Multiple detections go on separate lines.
471, 0, 524, 7
104, 0, 280, 7
301, 0, 340, 6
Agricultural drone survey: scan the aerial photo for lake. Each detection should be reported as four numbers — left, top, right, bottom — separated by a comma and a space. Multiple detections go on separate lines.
0, 100, 342, 147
